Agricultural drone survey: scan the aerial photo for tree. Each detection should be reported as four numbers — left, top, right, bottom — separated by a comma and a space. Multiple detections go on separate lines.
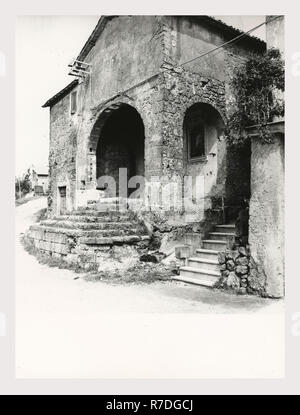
15, 168, 32, 199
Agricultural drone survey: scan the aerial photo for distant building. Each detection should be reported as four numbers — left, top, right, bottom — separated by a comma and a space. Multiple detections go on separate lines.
32, 168, 49, 195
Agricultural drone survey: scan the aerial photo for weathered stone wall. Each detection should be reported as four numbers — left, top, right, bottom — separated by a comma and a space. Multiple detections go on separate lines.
249, 135, 284, 297
48, 93, 78, 215
85, 16, 164, 106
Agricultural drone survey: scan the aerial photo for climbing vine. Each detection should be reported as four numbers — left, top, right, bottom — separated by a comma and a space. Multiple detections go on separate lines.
225, 48, 284, 145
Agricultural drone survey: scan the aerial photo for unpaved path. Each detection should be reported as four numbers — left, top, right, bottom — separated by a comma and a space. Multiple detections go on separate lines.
16, 197, 284, 378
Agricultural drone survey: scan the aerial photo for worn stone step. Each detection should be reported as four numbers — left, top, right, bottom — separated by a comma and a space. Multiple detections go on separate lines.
187, 257, 219, 272
90, 204, 122, 212
70, 210, 132, 218
30, 224, 144, 238
195, 248, 219, 260
202, 239, 227, 251
215, 224, 236, 234
40, 219, 136, 231
80, 235, 150, 246
174, 266, 220, 287
208, 232, 236, 241
53, 213, 133, 222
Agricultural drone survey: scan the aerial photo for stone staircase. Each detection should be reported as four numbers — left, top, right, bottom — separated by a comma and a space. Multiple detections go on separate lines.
26, 202, 150, 263
173, 224, 236, 288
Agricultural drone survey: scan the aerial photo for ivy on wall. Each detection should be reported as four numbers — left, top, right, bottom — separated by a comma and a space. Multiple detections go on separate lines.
225, 48, 284, 145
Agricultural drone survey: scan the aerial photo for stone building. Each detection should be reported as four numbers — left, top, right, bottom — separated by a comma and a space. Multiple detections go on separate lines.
43, 15, 265, 217
26, 16, 284, 298
32, 168, 49, 195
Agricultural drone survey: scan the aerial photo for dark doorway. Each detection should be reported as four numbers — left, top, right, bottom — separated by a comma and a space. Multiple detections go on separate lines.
96, 105, 145, 196
225, 140, 251, 225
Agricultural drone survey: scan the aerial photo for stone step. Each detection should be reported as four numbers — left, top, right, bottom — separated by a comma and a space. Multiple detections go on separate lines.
90, 204, 123, 212
174, 266, 220, 287
30, 224, 143, 238
202, 239, 227, 251
187, 257, 219, 272
215, 224, 236, 234
70, 210, 132, 218
53, 213, 132, 222
80, 235, 150, 246
208, 232, 236, 241
40, 219, 136, 231
195, 248, 219, 260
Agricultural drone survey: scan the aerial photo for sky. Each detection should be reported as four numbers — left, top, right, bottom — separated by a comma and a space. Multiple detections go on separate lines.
15, 15, 266, 176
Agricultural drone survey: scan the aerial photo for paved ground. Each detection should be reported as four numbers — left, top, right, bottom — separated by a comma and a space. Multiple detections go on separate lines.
16, 197, 284, 378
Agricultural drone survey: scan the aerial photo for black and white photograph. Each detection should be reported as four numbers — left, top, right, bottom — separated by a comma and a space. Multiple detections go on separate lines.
0, 0, 298, 396
14, 13, 286, 379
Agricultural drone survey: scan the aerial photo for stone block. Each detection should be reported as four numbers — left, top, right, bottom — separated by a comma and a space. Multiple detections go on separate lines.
52, 242, 68, 255
227, 272, 240, 289
238, 246, 248, 257
226, 260, 235, 271
236, 265, 248, 276
235, 256, 249, 266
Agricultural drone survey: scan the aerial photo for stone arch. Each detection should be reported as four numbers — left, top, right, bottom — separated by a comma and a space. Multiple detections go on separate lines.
87, 100, 145, 195
181, 97, 226, 135
182, 101, 225, 167
179, 100, 226, 215
88, 96, 145, 151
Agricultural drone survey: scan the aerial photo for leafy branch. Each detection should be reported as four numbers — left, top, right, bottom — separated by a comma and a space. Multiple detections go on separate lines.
225, 48, 284, 145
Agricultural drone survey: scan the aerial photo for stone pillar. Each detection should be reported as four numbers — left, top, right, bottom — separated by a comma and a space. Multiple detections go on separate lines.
248, 130, 284, 297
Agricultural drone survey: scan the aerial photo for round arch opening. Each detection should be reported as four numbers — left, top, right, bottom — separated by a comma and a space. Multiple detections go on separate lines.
94, 104, 145, 196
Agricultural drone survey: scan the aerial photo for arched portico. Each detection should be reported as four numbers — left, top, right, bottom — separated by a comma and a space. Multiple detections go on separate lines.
88, 103, 145, 197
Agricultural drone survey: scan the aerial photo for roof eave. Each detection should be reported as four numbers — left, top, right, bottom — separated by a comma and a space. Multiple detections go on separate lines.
42, 79, 78, 108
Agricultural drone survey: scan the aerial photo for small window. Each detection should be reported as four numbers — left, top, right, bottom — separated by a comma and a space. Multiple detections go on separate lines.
189, 123, 205, 159
70, 91, 77, 114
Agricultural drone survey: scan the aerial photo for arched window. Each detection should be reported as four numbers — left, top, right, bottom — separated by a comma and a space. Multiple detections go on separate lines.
183, 103, 224, 162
